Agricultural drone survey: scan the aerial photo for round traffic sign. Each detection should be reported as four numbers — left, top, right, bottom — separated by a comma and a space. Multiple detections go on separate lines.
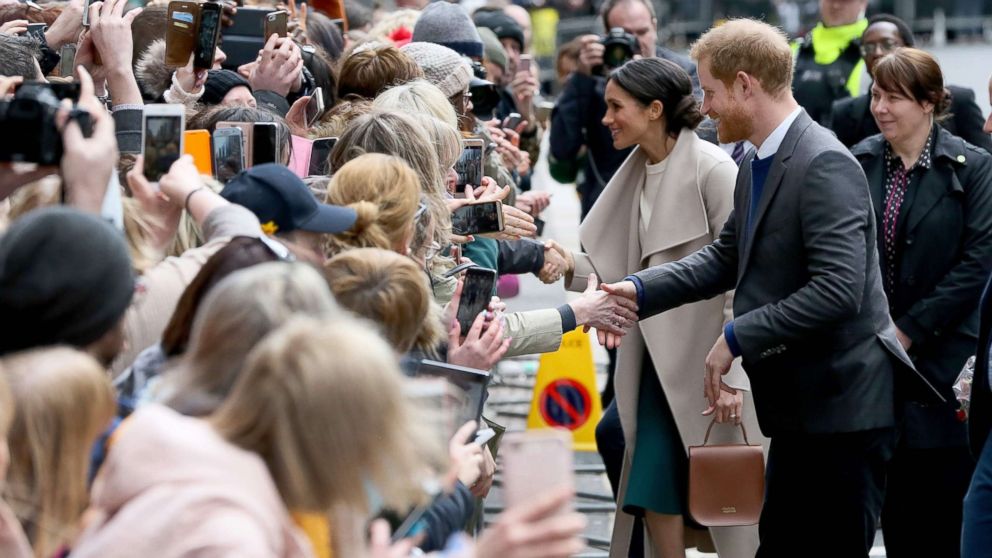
539, 378, 592, 430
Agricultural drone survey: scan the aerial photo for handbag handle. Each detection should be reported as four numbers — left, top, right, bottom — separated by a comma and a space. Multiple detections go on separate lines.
701, 417, 751, 446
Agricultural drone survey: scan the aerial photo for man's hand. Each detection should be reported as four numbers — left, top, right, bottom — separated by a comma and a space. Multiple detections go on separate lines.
576, 34, 604, 76
249, 34, 303, 97
45, 0, 85, 50
516, 190, 551, 216
58, 67, 117, 214
571, 273, 639, 335
895, 327, 913, 351
510, 68, 538, 123
704, 334, 737, 410
0, 20, 28, 37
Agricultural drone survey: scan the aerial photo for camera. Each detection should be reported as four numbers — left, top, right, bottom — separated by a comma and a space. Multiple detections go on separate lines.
595, 27, 640, 76
468, 77, 501, 121
0, 84, 92, 166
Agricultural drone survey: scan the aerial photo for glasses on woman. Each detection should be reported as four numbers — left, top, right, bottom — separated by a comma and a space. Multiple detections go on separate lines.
861, 40, 900, 57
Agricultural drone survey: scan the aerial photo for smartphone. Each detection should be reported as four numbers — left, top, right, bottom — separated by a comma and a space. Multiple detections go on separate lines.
503, 112, 523, 131
216, 121, 253, 166
453, 138, 484, 192
252, 122, 279, 166
193, 2, 222, 70
451, 201, 504, 236
25, 23, 46, 42
166, 1, 200, 68
308, 136, 337, 176
502, 430, 573, 514
142, 104, 186, 184
58, 43, 76, 78
304, 88, 325, 127
182, 129, 213, 176
212, 127, 245, 183
263, 10, 288, 39
219, 7, 272, 69
518, 54, 532, 75
82, 0, 97, 27
456, 267, 497, 336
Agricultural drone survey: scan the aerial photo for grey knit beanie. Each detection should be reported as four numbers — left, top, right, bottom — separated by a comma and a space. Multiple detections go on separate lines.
412, 2, 484, 58
400, 42, 473, 98
478, 27, 507, 73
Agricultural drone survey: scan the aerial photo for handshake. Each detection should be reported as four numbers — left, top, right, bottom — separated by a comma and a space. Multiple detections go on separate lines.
544, 240, 640, 349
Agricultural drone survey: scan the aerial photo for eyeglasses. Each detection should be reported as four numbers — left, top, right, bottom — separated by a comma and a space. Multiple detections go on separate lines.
860, 40, 900, 57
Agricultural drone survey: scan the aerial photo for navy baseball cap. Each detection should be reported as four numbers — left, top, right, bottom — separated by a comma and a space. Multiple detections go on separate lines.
221, 164, 357, 235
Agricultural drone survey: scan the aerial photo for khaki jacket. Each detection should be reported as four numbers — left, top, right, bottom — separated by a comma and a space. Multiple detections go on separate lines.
567, 129, 767, 557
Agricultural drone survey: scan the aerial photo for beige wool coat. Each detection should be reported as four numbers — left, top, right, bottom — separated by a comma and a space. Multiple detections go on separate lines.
566, 129, 768, 557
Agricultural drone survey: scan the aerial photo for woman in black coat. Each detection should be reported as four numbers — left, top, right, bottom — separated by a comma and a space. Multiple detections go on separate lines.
851, 48, 992, 558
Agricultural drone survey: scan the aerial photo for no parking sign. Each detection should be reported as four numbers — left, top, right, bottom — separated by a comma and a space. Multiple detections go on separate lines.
539, 378, 593, 430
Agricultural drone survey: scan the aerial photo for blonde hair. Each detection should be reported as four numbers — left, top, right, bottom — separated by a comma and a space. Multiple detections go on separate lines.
412, 114, 462, 171
121, 197, 164, 274
1, 348, 115, 558
160, 262, 341, 416
210, 317, 435, 513
689, 18, 794, 97
331, 110, 452, 250
324, 153, 421, 255
324, 248, 443, 354
373, 79, 459, 129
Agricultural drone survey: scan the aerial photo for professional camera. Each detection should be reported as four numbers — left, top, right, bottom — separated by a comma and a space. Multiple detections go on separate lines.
469, 77, 501, 121
595, 27, 640, 76
0, 83, 91, 166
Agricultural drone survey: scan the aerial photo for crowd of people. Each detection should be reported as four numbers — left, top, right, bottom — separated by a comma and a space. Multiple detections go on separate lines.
3, 0, 992, 556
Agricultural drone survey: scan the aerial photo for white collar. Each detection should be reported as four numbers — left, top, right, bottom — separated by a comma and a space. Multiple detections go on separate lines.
755, 107, 802, 160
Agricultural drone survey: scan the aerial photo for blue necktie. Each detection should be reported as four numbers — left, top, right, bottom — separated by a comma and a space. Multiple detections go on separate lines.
731, 141, 746, 165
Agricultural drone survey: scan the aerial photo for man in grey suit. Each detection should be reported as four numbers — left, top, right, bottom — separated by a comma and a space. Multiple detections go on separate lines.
600, 19, 941, 557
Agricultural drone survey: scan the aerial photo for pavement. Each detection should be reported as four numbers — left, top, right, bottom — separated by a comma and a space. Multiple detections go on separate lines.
483, 42, 992, 557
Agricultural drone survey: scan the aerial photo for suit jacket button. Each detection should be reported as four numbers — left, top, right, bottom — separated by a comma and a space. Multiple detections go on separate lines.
906, 237, 914, 245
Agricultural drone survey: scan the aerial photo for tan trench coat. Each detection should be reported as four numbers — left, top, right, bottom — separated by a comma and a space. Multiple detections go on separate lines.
566, 129, 768, 557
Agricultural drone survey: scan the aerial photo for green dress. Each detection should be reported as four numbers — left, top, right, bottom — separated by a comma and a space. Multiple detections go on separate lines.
622, 351, 689, 517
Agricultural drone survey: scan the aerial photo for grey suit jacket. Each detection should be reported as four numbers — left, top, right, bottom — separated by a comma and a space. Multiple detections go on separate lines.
631, 110, 942, 437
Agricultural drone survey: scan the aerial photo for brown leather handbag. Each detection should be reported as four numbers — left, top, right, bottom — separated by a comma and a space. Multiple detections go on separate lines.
687, 418, 765, 527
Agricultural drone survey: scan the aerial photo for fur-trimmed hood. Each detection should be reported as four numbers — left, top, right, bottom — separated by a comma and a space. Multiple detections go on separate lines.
135, 39, 172, 101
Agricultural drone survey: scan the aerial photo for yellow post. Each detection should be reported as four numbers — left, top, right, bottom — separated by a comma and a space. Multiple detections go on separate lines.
527, 327, 602, 451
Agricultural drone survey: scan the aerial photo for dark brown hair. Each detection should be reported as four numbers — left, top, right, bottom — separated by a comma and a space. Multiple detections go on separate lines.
608, 57, 703, 136
873, 48, 951, 120
337, 44, 423, 100
161, 237, 279, 356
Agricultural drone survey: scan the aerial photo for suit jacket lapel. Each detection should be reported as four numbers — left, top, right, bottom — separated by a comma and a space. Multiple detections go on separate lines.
639, 129, 710, 264
740, 112, 811, 270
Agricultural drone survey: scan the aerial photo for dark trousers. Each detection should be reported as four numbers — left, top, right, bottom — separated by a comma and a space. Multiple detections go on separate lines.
882, 445, 974, 558
596, 400, 644, 558
756, 427, 896, 558
963, 430, 992, 558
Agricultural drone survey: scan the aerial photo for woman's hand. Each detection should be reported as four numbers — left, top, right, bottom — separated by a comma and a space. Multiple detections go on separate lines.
474, 486, 587, 558
447, 421, 484, 489
447, 308, 510, 371
471, 445, 496, 498
126, 155, 183, 254
703, 385, 743, 426
176, 55, 208, 94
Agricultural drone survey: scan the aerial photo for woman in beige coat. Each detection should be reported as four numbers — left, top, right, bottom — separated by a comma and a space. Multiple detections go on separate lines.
551, 58, 767, 557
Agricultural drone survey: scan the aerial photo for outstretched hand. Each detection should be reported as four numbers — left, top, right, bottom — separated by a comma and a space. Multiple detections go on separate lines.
569, 274, 638, 349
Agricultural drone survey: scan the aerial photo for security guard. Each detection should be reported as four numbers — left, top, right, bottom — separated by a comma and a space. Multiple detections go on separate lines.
792, 0, 869, 124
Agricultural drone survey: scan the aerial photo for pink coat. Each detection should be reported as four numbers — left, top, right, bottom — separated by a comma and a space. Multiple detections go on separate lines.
72, 405, 314, 558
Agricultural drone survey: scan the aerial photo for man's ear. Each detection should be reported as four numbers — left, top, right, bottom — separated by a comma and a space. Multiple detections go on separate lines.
736, 71, 753, 98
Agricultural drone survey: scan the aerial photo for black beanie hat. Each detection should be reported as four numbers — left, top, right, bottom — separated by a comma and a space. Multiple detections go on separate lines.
200, 69, 253, 106
473, 10, 525, 52
0, 207, 135, 355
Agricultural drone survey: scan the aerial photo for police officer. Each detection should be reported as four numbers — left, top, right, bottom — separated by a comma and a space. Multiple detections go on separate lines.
792, 0, 868, 124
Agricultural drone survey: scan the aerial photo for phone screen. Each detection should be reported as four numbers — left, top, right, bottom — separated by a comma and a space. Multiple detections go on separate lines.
451, 202, 502, 236
194, 5, 221, 69
456, 268, 496, 336
454, 142, 484, 191
143, 115, 183, 182
25, 24, 46, 42
252, 123, 277, 166
308, 137, 336, 176
213, 129, 244, 183
58, 44, 76, 78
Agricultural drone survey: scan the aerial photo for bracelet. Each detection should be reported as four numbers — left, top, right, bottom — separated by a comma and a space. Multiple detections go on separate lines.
184, 187, 206, 213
